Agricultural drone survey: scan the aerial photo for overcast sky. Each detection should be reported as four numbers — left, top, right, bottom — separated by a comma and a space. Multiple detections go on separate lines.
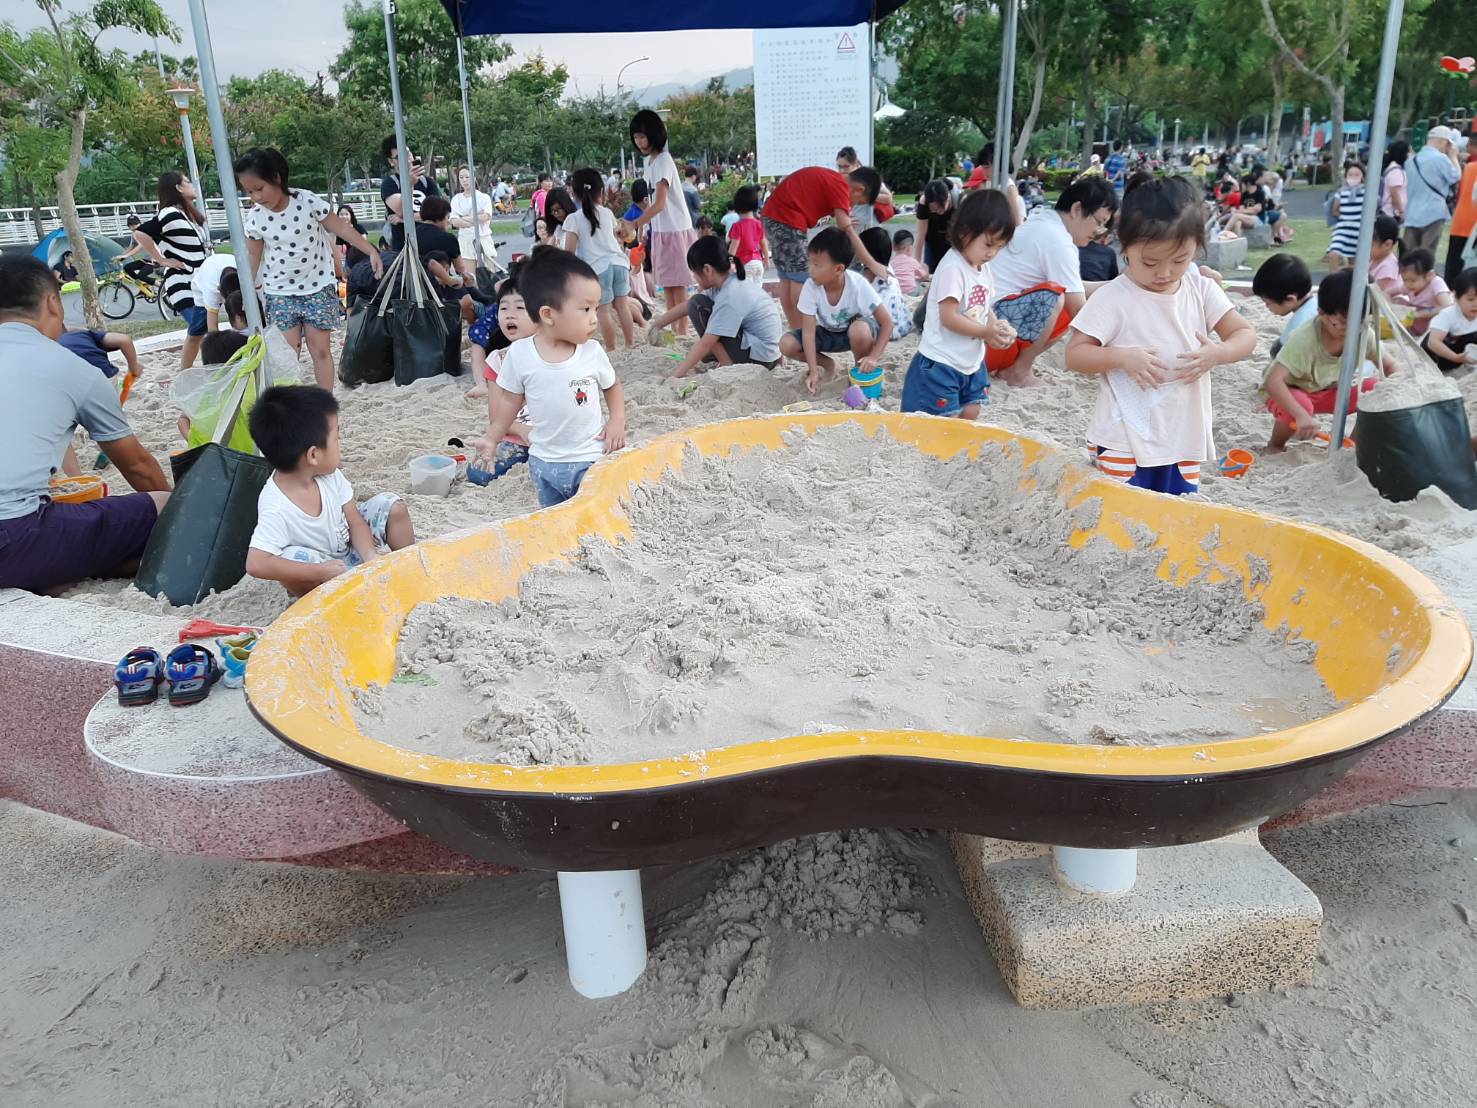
10, 1, 754, 93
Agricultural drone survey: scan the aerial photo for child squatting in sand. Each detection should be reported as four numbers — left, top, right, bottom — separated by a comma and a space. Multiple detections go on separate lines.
245, 385, 416, 597
1065, 174, 1256, 494
482, 247, 627, 507
778, 227, 894, 395
1260, 269, 1401, 452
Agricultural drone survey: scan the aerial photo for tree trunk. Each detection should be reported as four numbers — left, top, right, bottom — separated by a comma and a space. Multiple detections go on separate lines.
1080, 60, 1097, 165
1268, 66, 1286, 162
56, 107, 103, 330
1014, 49, 1047, 168
28, 186, 45, 241
1328, 83, 1346, 179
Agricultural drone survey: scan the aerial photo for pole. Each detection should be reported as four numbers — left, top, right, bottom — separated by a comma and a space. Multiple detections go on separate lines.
453, 30, 485, 272
184, 0, 266, 370
1173, 118, 1181, 157
1330, 0, 1404, 452
382, 0, 425, 304
152, 37, 165, 79
991, 0, 1018, 192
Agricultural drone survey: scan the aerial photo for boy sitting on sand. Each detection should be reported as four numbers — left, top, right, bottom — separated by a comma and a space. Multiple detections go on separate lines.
482, 247, 627, 508
778, 227, 894, 395
244, 385, 415, 597
1260, 270, 1400, 453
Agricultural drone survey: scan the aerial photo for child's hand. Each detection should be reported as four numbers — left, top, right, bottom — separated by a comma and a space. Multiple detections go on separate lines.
805, 367, 820, 394
1171, 345, 1220, 380
986, 317, 1017, 349
318, 559, 349, 582
1119, 347, 1169, 389
857, 355, 879, 376
127, 364, 143, 379
1292, 412, 1320, 440
369, 253, 384, 279
1197, 264, 1223, 283
646, 325, 665, 348
599, 418, 625, 453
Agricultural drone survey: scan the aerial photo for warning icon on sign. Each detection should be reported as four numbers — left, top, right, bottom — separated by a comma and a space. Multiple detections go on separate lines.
837, 32, 856, 53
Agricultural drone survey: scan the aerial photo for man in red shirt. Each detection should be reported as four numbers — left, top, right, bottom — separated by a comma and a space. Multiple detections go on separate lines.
763, 166, 891, 328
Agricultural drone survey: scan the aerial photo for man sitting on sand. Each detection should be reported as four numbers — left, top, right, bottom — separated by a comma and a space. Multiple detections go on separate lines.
0, 256, 171, 592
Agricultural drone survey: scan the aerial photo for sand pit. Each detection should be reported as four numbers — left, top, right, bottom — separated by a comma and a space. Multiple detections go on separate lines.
352, 425, 1336, 766
55, 297, 1477, 635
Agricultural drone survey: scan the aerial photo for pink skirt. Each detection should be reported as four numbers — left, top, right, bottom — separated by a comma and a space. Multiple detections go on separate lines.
650, 228, 698, 289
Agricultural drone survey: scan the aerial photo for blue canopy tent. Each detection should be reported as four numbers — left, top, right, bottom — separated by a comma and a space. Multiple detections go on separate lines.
438, 0, 908, 34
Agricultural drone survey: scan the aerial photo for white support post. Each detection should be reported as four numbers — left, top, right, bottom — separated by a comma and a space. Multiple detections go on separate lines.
453, 29, 486, 273
1052, 846, 1138, 895
556, 869, 647, 998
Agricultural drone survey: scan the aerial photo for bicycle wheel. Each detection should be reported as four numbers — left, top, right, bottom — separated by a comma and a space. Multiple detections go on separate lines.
99, 280, 135, 321
156, 289, 179, 321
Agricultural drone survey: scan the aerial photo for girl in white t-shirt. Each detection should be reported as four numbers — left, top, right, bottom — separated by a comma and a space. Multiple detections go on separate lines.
1065, 174, 1256, 495
450, 166, 498, 266
237, 147, 382, 390
565, 168, 639, 351
627, 110, 697, 334
900, 190, 1019, 419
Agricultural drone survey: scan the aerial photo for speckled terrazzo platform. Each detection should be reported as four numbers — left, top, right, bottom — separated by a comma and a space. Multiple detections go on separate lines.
951, 831, 1322, 1009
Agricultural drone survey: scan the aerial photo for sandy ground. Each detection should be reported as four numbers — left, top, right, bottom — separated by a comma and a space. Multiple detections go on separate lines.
11, 292, 1477, 1104
3, 791, 1474, 1106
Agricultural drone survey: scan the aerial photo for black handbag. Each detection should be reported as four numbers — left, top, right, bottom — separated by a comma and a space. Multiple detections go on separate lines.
1355, 397, 1477, 508
389, 295, 449, 386
134, 373, 272, 605
338, 296, 394, 387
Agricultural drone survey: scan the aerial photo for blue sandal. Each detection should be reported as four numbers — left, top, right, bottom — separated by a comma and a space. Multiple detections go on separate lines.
115, 647, 163, 707
165, 643, 221, 707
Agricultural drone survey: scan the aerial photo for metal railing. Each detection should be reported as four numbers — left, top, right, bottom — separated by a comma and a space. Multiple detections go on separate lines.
0, 191, 387, 248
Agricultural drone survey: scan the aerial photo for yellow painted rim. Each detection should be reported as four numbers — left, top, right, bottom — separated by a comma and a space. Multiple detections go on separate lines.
245, 413, 1472, 794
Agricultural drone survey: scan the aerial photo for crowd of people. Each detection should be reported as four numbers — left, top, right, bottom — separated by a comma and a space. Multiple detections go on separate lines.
5, 106, 1477, 606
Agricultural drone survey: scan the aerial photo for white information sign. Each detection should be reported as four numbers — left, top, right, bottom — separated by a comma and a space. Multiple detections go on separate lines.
753, 24, 872, 177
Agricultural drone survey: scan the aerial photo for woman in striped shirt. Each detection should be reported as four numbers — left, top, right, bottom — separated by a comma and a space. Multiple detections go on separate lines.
133, 171, 212, 367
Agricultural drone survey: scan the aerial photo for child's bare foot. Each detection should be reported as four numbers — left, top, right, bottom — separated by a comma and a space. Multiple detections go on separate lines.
673, 364, 695, 379
465, 384, 487, 399
1264, 442, 1287, 454
1004, 364, 1044, 388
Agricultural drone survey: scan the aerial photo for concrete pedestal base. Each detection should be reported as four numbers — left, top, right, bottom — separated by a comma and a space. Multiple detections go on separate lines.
1199, 236, 1248, 272
1245, 221, 1274, 249
951, 832, 1321, 1009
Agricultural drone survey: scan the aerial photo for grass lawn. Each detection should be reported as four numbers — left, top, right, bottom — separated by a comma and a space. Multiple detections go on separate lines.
1243, 218, 1331, 277
111, 318, 190, 339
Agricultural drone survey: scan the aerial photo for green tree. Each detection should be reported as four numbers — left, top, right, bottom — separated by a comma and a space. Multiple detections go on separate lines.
332, 0, 509, 108
0, 0, 176, 327
95, 59, 214, 201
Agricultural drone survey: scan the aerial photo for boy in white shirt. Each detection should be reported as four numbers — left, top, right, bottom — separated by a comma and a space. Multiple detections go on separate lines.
778, 227, 895, 395
245, 386, 415, 597
484, 247, 627, 507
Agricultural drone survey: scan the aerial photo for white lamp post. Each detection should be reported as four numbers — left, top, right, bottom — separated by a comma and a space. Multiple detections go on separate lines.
616, 56, 650, 180
168, 85, 204, 222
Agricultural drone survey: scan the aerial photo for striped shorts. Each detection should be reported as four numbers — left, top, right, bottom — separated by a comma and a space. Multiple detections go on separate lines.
1093, 447, 1200, 496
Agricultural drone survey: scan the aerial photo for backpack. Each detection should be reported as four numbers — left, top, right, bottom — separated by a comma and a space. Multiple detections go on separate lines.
520, 204, 536, 239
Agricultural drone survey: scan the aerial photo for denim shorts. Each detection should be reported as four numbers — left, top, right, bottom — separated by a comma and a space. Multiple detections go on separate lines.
265, 285, 344, 333
596, 264, 631, 305
528, 456, 595, 508
180, 305, 209, 337
280, 492, 400, 568
786, 314, 880, 354
900, 351, 989, 415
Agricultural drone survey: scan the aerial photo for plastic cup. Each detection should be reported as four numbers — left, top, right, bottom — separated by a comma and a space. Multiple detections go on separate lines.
1219, 447, 1254, 479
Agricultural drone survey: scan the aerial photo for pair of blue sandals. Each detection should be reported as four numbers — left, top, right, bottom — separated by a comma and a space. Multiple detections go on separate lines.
114, 634, 257, 708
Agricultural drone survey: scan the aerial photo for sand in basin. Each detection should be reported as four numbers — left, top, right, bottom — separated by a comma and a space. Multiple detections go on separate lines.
354, 425, 1335, 766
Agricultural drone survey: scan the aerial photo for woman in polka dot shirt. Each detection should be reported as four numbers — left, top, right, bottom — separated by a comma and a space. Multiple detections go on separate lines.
235, 147, 383, 390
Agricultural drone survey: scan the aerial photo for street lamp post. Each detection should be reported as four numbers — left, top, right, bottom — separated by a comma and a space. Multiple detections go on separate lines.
168, 86, 204, 222
616, 56, 649, 180
1173, 118, 1181, 158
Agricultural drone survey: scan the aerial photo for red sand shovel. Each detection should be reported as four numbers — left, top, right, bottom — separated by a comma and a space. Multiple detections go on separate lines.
179, 618, 260, 643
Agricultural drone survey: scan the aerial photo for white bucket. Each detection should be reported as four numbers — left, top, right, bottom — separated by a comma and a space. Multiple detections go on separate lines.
408, 453, 455, 496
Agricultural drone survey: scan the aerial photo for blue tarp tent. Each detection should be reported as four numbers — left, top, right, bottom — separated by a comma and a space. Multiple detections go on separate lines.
31, 227, 123, 273
439, 0, 907, 34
